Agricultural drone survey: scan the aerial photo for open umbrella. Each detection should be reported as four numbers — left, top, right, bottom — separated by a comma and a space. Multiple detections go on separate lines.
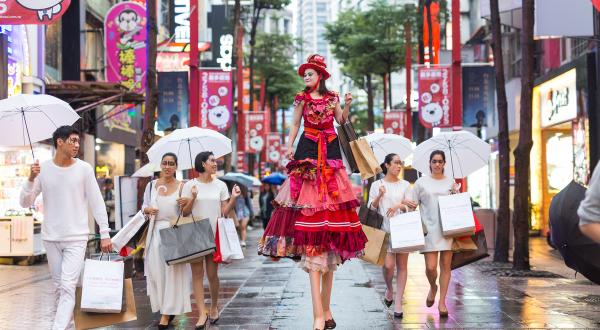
262, 172, 287, 185
225, 172, 262, 187
549, 181, 600, 284
132, 163, 161, 178
221, 172, 253, 187
147, 127, 231, 171
412, 131, 490, 178
365, 132, 414, 163
0, 94, 79, 157
219, 176, 249, 195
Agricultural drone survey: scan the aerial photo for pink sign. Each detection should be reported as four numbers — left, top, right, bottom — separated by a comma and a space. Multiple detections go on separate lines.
244, 111, 265, 153
199, 69, 233, 132
418, 66, 452, 128
383, 110, 410, 137
266, 133, 282, 163
104, 2, 147, 94
0, 0, 71, 24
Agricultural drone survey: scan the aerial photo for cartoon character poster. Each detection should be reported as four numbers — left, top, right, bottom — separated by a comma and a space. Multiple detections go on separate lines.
0, 0, 71, 24
266, 133, 282, 163
244, 111, 265, 153
199, 69, 233, 132
418, 66, 452, 128
383, 110, 410, 138
104, 2, 147, 94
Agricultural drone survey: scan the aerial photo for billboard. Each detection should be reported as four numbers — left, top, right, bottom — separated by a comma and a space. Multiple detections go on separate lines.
158, 72, 189, 131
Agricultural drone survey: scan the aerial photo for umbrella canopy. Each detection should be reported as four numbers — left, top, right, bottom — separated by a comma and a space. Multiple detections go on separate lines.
549, 181, 600, 284
262, 172, 287, 185
365, 132, 413, 163
412, 131, 490, 178
0, 94, 79, 156
132, 163, 161, 178
219, 176, 249, 195
224, 172, 262, 187
147, 127, 232, 171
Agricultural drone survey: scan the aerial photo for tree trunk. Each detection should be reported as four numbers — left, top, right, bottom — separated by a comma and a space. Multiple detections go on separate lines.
418, 0, 425, 65
490, 0, 510, 262
383, 73, 388, 111
513, 0, 535, 271
270, 96, 277, 132
142, 0, 158, 157
388, 70, 393, 109
366, 74, 375, 132
425, 0, 433, 64
249, 3, 263, 112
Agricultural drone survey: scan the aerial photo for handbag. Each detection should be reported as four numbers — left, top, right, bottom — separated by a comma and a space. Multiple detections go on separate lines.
80, 258, 124, 313
159, 212, 216, 265
358, 204, 384, 229
451, 215, 489, 269
336, 121, 359, 173
350, 137, 382, 180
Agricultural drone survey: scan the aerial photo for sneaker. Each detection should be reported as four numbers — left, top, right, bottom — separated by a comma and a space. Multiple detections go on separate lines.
240, 241, 247, 247
247, 225, 254, 231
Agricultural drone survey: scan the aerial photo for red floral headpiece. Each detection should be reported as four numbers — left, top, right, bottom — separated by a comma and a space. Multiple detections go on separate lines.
298, 54, 330, 80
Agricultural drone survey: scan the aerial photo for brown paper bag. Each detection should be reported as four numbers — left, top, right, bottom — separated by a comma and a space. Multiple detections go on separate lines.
337, 121, 359, 173
350, 137, 382, 180
74, 279, 137, 330
359, 225, 388, 266
451, 236, 478, 252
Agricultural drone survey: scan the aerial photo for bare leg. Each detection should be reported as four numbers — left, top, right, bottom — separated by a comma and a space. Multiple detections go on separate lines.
191, 259, 208, 326
159, 314, 170, 325
438, 251, 453, 313
205, 255, 220, 319
321, 271, 334, 320
423, 252, 439, 306
394, 253, 409, 313
240, 217, 250, 243
309, 270, 326, 329
382, 253, 395, 302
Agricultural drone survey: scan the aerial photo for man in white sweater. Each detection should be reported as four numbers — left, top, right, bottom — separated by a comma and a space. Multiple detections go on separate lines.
20, 125, 112, 330
578, 163, 600, 243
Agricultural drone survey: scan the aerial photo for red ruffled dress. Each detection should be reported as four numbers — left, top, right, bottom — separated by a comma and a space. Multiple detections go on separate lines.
258, 91, 367, 272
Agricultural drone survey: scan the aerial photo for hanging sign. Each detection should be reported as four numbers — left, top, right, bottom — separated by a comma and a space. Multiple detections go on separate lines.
199, 69, 233, 132
418, 66, 452, 128
244, 111, 266, 153
383, 110, 410, 138
0, 0, 71, 24
538, 69, 577, 128
266, 133, 282, 163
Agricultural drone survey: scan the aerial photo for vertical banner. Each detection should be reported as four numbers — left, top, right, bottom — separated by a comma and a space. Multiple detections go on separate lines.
279, 145, 290, 169
157, 72, 189, 131
462, 66, 497, 136
422, 2, 440, 65
236, 151, 248, 172
1, 26, 29, 97
199, 69, 233, 132
383, 110, 411, 138
0, 0, 71, 24
418, 66, 452, 128
105, 2, 147, 94
244, 111, 265, 153
266, 133, 282, 164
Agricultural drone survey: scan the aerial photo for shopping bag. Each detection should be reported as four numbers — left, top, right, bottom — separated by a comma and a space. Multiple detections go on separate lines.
80, 259, 124, 313
350, 137, 382, 180
389, 211, 425, 253
213, 219, 223, 263
451, 230, 489, 270
74, 279, 137, 329
336, 121, 359, 173
111, 211, 147, 252
438, 192, 476, 237
358, 204, 384, 229
217, 218, 244, 262
359, 225, 388, 266
160, 216, 216, 265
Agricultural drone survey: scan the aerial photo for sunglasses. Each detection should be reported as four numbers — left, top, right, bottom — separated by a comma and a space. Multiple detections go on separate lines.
161, 161, 176, 167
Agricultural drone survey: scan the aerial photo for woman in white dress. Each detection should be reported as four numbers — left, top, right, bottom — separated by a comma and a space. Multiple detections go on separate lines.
410, 150, 460, 318
368, 153, 417, 319
181, 151, 241, 329
142, 152, 192, 329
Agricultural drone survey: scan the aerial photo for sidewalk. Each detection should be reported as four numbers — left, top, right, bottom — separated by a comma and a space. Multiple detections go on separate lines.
0, 231, 599, 329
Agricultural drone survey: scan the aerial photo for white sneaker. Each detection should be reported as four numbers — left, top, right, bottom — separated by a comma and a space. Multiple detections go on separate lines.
240, 241, 247, 247
247, 225, 254, 231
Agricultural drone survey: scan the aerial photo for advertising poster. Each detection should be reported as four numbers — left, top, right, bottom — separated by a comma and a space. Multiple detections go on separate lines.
383, 110, 410, 138
244, 111, 266, 153
418, 66, 452, 128
0, 0, 71, 24
266, 133, 282, 164
157, 72, 189, 131
462, 66, 497, 136
199, 69, 233, 132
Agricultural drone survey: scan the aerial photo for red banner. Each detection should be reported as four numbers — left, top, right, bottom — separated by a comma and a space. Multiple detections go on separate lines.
244, 111, 266, 153
593, 0, 600, 11
266, 133, 282, 164
236, 151, 247, 172
423, 2, 440, 65
199, 69, 233, 132
418, 66, 452, 128
0, 0, 71, 24
383, 110, 411, 138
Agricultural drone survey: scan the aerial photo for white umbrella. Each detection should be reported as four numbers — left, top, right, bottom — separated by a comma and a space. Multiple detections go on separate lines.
132, 162, 161, 177
0, 94, 79, 157
147, 127, 232, 170
365, 132, 414, 163
412, 131, 490, 179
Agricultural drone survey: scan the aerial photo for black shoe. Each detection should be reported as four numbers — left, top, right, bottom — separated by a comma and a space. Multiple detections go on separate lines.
168, 315, 175, 323
195, 314, 208, 330
210, 316, 220, 325
384, 298, 393, 308
394, 312, 404, 319
157, 325, 168, 330
325, 318, 336, 329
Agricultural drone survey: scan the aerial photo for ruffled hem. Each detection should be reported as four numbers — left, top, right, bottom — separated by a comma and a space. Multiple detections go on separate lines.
294, 209, 361, 232
258, 235, 301, 260
293, 230, 367, 261
299, 252, 341, 273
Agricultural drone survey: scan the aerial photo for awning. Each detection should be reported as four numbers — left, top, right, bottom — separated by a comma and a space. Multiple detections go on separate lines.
45, 81, 145, 113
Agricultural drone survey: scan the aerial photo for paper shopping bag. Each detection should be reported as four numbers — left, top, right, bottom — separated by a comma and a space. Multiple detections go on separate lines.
80, 259, 124, 313
218, 218, 244, 262
336, 122, 359, 173
359, 225, 388, 266
350, 137, 382, 180
438, 192, 476, 237
389, 211, 425, 253
451, 230, 489, 270
75, 279, 137, 329
112, 211, 147, 252
160, 217, 216, 265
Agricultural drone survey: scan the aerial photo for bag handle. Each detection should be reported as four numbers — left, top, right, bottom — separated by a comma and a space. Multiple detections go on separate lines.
174, 180, 197, 228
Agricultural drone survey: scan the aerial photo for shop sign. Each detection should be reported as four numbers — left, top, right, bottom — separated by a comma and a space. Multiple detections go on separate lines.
418, 66, 452, 128
157, 53, 188, 72
462, 66, 497, 134
539, 69, 576, 127
0, 0, 71, 24
199, 69, 233, 131
244, 111, 265, 153
171, 0, 190, 44
157, 72, 189, 131
383, 110, 410, 138
0, 25, 29, 97
104, 2, 147, 94
266, 133, 282, 163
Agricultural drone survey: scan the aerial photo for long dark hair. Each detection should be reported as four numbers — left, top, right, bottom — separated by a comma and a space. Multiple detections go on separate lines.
429, 150, 446, 173
380, 153, 398, 175
161, 152, 178, 177
303, 74, 329, 96
195, 151, 214, 173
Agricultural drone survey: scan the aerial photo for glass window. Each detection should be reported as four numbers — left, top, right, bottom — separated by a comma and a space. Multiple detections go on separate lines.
45, 20, 62, 81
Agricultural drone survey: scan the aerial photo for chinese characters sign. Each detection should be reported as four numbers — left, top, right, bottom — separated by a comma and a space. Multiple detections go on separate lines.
244, 111, 265, 153
199, 69, 233, 132
418, 66, 452, 128
266, 133, 282, 163
383, 110, 410, 138
0, 0, 71, 24
158, 72, 189, 131
105, 2, 147, 94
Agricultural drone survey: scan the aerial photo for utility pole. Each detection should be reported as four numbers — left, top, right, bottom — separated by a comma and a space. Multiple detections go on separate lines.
141, 0, 158, 161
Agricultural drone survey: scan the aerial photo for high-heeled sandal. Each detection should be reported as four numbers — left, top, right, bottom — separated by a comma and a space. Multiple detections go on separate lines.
426, 285, 438, 307
325, 318, 336, 329
439, 309, 449, 318
195, 313, 209, 330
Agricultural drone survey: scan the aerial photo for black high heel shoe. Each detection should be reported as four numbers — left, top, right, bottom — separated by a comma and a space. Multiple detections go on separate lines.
158, 315, 175, 329
195, 314, 209, 330
325, 318, 336, 329
393, 312, 404, 319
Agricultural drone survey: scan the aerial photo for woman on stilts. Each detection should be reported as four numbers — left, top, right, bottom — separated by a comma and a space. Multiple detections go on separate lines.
258, 54, 367, 330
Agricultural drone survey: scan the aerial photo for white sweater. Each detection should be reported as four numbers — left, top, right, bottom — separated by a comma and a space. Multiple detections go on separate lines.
20, 159, 110, 241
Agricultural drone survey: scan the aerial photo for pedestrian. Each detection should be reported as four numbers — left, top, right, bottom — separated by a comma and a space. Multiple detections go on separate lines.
367, 153, 417, 319
578, 163, 600, 243
259, 184, 275, 229
235, 190, 251, 247
409, 150, 460, 318
19, 125, 113, 330
180, 151, 241, 329
258, 54, 367, 330
141, 152, 192, 329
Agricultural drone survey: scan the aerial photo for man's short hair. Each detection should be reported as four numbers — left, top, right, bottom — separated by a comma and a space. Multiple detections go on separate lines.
52, 125, 80, 148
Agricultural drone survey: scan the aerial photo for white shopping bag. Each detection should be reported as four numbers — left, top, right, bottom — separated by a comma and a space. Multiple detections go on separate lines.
389, 211, 425, 253
112, 211, 147, 252
80, 259, 125, 313
218, 218, 244, 262
438, 192, 476, 237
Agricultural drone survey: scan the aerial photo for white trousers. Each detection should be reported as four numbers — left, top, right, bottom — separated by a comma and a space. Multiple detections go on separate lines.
43, 240, 87, 330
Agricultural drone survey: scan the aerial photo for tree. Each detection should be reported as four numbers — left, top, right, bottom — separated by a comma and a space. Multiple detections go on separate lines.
513, 0, 535, 270
248, 0, 290, 112
490, 0, 511, 262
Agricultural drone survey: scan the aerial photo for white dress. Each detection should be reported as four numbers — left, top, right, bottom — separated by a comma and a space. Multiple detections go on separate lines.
181, 178, 230, 237
410, 176, 454, 253
145, 181, 192, 315
368, 178, 412, 253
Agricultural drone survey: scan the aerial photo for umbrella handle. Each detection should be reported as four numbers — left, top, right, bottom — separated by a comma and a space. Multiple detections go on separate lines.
21, 108, 35, 160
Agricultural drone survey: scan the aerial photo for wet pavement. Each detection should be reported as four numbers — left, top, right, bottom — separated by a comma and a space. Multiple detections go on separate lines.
1, 229, 600, 329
